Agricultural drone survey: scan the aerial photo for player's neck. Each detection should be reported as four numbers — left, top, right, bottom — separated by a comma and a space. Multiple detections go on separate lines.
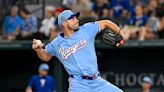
143, 89, 150, 92
39, 74, 47, 77
136, 14, 143, 18
63, 29, 75, 38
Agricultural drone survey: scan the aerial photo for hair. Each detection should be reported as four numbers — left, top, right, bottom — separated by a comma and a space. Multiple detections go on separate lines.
11, 5, 19, 12
135, 4, 144, 10
135, 4, 144, 15
20, 7, 30, 15
156, 2, 164, 18
45, 6, 54, 11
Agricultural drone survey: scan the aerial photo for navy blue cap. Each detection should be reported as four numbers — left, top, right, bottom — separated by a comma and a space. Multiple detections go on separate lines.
143, 76, 152, 84
39, 63, 49, 71
58, 10, 80, 28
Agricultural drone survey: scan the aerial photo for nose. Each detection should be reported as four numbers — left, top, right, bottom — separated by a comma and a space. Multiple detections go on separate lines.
73, 17, 78, 22
77, 20, 79, 23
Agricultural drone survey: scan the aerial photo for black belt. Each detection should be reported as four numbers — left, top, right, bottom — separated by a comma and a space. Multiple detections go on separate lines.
70, 73, 100, 80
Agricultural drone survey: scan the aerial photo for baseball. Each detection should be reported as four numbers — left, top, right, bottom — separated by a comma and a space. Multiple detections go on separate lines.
35, 40, 43, 47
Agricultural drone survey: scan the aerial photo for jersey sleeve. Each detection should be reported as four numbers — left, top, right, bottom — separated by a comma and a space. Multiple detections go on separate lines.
83, 22, 100, 40
27, 77, 34, 88
2, 16, 9, 30
51, 78, 57, 91
45, 42, 57, 56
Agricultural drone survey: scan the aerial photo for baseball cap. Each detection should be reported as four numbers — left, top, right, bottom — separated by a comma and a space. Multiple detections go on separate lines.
39, 63, 49, 71
143, 76, 152, 84
45, 6, 54, 11
54, 7, 64, 14
58, 10, 80, 27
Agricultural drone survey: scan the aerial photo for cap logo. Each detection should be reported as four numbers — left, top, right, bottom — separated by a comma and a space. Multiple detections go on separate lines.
62, 16, 65, 21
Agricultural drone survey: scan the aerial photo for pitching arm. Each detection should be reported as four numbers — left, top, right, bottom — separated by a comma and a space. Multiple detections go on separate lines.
32, 39, 52, 62
36, 49, 52, 62
25, 87, 33, 92
98, 20, 125, 38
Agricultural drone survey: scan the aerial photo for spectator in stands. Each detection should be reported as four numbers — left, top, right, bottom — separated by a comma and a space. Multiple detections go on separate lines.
91, 0, 110, 20
156, 17, 164, 38
26, 63, 57, 92
156, 2, 164, 38
19, 8, 37, 40
145, 0, 158, 17
2, 5, 22, 41
39, 6, 55, 39
141, 76, 153, 92
123, 5, 149, 41
62, 0, 74, 7
159, 0, 164, 4
47, 8, 64, 41
144, 0, 159, 39
110, 0, 130, 24
54, 7, 64, 19
71, 0, 91, 19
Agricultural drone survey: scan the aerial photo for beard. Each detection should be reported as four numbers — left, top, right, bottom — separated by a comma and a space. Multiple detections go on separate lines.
68, 23, 79, 32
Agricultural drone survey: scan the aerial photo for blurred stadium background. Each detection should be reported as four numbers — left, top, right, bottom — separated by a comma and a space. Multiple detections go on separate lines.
0, 0, 164, 92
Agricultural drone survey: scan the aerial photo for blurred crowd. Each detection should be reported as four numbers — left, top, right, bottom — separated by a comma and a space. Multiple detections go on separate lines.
1, 5, 63, 41
0, 0, 164, 41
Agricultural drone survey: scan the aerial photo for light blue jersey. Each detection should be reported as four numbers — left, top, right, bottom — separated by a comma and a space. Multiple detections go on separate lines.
45, 22, 99, 76
45, 10, 123, 92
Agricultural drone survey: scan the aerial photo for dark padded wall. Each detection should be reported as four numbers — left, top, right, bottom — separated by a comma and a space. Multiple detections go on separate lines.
0, 47, 164, 92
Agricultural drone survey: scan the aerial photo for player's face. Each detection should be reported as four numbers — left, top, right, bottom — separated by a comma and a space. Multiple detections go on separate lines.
142, 82, 151, 90
39, 70, 48, 76
66, 16, 79, 31
45, 11, 53, 18
11, 9, 17, 17
20, 11, 26, 19
135, 5, 143, 16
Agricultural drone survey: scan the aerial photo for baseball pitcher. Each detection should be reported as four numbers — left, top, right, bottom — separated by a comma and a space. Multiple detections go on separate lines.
32, 10, 125, 92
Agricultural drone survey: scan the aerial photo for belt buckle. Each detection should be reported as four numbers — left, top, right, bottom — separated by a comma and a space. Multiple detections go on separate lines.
88, 74, 96, 80
92, 75, 96, 80
82, 73, 99, 80
86, 76, 89, 79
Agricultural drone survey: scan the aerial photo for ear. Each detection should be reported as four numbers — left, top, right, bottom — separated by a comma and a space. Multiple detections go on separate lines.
61, 21, 66, 27
62, 21, 68, 28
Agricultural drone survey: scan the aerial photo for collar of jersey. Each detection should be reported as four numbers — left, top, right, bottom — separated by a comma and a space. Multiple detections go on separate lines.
58, 29, 80, 41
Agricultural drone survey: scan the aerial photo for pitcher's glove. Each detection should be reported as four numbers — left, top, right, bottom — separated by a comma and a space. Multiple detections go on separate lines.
102, 30, 124, 47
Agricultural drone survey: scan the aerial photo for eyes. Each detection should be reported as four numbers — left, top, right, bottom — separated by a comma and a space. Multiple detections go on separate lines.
68, 17, 77, 22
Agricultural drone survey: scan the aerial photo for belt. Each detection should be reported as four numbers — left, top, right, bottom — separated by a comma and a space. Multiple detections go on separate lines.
69, 73, 100, 80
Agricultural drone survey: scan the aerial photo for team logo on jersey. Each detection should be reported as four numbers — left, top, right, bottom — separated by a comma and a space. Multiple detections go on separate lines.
40, 79, 46, 87
59, 39, 87, 59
